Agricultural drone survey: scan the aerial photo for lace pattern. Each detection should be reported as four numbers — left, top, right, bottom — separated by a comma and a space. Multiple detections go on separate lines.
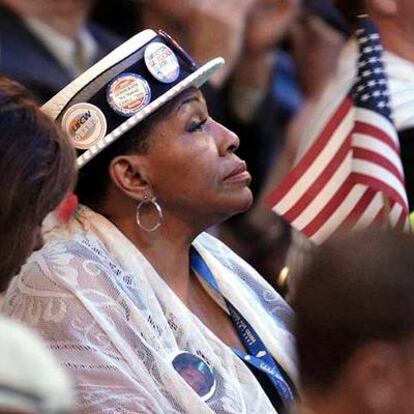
3, 207, 296, 413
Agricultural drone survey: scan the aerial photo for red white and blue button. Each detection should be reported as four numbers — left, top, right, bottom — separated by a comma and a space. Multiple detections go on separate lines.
107, 73, 151, 117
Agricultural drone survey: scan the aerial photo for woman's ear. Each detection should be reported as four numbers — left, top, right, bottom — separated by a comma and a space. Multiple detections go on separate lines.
108, 154, 151, 201
367, 0, 398, 16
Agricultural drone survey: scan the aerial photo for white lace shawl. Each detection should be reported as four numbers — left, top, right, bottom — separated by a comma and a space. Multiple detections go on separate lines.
3, 207, 296, 414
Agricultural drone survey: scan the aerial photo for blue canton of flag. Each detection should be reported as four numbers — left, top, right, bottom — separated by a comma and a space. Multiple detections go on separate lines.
352, 20, 391, 119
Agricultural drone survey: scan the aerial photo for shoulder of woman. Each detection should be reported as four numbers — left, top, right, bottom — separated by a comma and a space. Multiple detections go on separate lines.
195, 231, 244, 262
195, 232, 293, 320
8, 233, 124, 293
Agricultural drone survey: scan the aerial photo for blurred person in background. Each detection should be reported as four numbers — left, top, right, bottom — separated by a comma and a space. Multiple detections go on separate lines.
0, 75, 76, 413
292, 229, 414, 414
0, 0, 121, 102
3, 30, 297, 413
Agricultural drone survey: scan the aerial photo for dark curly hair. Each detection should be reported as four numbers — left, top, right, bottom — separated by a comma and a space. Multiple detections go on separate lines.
76, 91, 182, 211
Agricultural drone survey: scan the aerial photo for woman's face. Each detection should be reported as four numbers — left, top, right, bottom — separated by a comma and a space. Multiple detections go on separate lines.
141, 89, 253, 228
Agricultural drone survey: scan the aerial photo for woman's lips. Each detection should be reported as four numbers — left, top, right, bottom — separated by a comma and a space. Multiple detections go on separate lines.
223, 162, 252, 184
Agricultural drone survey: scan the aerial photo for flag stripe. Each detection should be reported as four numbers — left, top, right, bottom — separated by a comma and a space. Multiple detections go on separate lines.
354, 121, 399, 154
372, 205, 386, 227
310, 184, 367, 243
353, 172, 408, 212
352, 189, 384, 230
340, 187, 377, 230
396, 209, 408, 231
352, 160, 407, 205
352, 133, 404, 177
355, 107, 400, 149
353, 147, 404, 183
302, 178, 354, 237
283, 136, 351, 222
265, 98, 353, 209
352, 158, 408, 207
389, 202, 403, 227
291, 152, 351, 229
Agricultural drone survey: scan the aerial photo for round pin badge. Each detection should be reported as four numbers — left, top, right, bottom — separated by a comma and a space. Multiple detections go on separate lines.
144, 42, 180, 83
61, 103, 107, 150
107, 73, 151, 117
171, 352, 216, 401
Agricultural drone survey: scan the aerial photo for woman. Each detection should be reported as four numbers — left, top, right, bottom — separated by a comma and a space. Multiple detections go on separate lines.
3, 30, 296, 413
0, 75, 75, 413
0, 76, 76, 289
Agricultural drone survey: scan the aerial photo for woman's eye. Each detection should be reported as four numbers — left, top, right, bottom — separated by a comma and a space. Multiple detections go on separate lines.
188, 118, 207, 133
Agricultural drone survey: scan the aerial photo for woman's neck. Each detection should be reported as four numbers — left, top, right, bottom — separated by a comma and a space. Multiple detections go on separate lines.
111, 212, 202, 305
139, 234, 193, 304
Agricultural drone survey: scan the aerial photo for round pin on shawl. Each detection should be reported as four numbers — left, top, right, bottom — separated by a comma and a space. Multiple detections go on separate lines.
107, 72, 151, 117
170, 352, 216, 402
144, 42, 180, 83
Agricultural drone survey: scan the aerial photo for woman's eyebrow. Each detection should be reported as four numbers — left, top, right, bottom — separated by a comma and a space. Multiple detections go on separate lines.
175, 95, 202, 113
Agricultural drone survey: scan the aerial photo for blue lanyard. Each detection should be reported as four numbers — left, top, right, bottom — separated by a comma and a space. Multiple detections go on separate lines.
190, 247, 295, 406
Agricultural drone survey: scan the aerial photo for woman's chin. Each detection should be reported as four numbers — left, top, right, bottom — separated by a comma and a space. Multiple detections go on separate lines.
226, 187, 254, 216
240, 188, 254, 211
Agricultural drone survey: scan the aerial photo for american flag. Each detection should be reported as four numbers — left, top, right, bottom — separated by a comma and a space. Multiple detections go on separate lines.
265, 16, 409, 244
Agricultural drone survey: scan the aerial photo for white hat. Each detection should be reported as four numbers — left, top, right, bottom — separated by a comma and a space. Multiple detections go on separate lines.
42, 29, 224, 168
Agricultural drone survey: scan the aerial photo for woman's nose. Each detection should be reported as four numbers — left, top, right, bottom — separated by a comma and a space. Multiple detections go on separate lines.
212, 120, 240, 155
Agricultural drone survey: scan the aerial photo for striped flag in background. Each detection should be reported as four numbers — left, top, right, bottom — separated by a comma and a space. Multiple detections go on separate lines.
265, 16, 409, 245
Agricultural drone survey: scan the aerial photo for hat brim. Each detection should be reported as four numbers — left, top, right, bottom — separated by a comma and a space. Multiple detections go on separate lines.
41, 30, 225, 168
78, 57, 224, 168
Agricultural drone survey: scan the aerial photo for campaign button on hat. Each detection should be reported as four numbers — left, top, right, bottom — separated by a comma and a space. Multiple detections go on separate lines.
144, 42, 180, 83
107, 73, 151, 117
61, 103, 107, 150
